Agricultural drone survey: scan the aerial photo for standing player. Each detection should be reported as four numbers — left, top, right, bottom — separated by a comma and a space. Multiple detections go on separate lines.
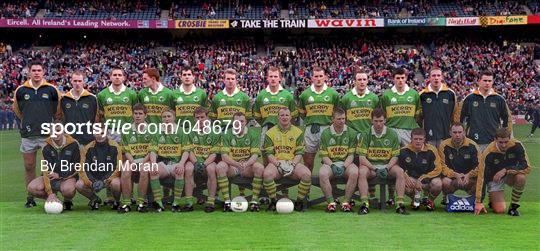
216, 112, 265, 212
357, 108, 408, 215
340, 69, 380, 133
460, 71, 511, 152
184, 107, 220, 212
263, 107, 312, 212
27, 122, 79, 210
119, 104, 155, 213
96, 67, 138, 142
525, 102, 539, 137
76, 129, 122, 210
418, 68, 458, 147
298, 66, 340, 171
13, 61, 61, 207
380, 67, 420, 146
138, 68, 174, 125
60, 70, 98, 147
439, 122, 481, 202
172, 66, 208, 124
318, 107, 359, 213
210, 68, 251, 123
152, 109, 192, 212
474, 128, 531, 216
399, 128, 443, 211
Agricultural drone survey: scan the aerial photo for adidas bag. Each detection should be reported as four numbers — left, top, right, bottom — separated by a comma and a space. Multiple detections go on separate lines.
446, 194, 475, 212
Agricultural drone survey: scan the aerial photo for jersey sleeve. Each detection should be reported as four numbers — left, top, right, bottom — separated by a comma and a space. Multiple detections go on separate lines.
244, 94, 252, 120
294, 131, 305, 156
250, 130, 261, 156
210, 134, 221, 154
298, 91, 306, 117
391, 133, 400, 157
460, 96, 471, 126
319, 130, 329, 158
148, 134, 158, 154
419, 146, 443, 181
253, 95, 262, 123
506, 142, 531, 175
264, 134, 275, 156
221, 133, 231, 155
356, 133, 368, 155
348, 130, 358, 155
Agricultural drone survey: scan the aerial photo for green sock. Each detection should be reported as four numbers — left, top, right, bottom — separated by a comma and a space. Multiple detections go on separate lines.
185, 196, 194, 206
238, 186, 246, 196
150, 179, 162, 205
360, 196, 369, 206
251, 177, 263, 202
217, 176, 230, 202
106, 187, 113, 200
368, 186, 376, 199
297, 179, 311, 201
397, 196, 404, 206
173, 179, 185, 206
121, 194, 131, 206
326, 196, 334, 204
264, 180, 277, 199
207, 196, 215, 206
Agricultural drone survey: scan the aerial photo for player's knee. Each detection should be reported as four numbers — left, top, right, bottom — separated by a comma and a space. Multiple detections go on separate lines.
431, 178, 442, 189
348, 167, 359, 179
61, 186, 76, 198
513, 174, 527, 187
110, 178, 121, 191
263, 168, 276, 181
358, 167, 368, 178
252, 163, 264, 176
492, 202, 506, 214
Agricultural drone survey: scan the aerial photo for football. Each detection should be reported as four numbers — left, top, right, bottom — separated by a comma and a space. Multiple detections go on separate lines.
276, 198, 294, 214
44, 201, 63, 214
231, 196, 248, 213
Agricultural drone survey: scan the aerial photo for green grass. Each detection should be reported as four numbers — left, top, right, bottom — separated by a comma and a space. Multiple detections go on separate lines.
1, 126, 539, 250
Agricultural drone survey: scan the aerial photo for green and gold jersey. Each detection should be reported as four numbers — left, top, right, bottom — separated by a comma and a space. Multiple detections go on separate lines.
253, 86, 297, 126
264, 125, 304, 161
210, 88, 251, 122
185, 130, 220, 162
172, 85, 208, 123
121, 124, 158, 159
357, 126, 400, 165
380, 85, 420, 129
97, 85, 138, 126
221, 128, 260, 161
154, 127, 184, 163
298, 85, 340, 126
320, 125, 358, 162
340, 88, 380, 133
138, 84, 174, 125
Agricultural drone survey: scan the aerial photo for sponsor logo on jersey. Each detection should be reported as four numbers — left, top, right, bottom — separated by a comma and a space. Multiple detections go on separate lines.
82, 103, 89, 109
42, 93, 49, 99
442, 98, 449, 104
490, 102, 496, 108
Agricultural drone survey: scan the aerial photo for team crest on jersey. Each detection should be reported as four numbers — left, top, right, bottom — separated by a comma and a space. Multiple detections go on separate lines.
473, 101, 479, 107
236, 99, 242, 105
343, 137, 349, 144
308, 96, 315, 104
122, 97, 129, 103
220, 99, 226, 106
493, 159, 500, 164
448, 153, 454, 160
231, 138, 237, 146
426, 98, 432, 104
159, 136, 165, 143
24, 94, 30, 100
279, 97, 285, 103
192, 136, 199, 143
144, 135, 150, 141
405, 157, 412, 163
42, 93, 49, 99
508, 153, 515, 159
421, 159, 427, 164
263, 98, 270, 105
173, 137, 180, 144
463, 154, 471, 159
442, 98, 449, 104
176, 97, 183, 103
490, 102, 496, 108
158, 96, 165, 102
351, 101, 357, 107
366, 99, 372, 106
406, 96, 413, 102
193, 96, 200, 102
323, 96, 330, 102
83, 103, 90, 109
245, 138, 250, 145
383, 139, 390, 146
206, 138, 212, 144
329, 138, 336, 145
130, 136, 137, 143
390, 97, 397, 104
144, 96, 150, 102
65, 150, 72, 156
65, 103, 72, 109
106, 97, 113, 104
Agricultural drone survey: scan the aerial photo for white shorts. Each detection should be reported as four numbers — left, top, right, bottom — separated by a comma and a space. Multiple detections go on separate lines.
160, 162, 176, 175
304, 125, 328, 154
20, 137, 47, 153
373, 164, 387, 170
260, 124, 272, 151
487, 178, 506, 192
392, 128, 412, 146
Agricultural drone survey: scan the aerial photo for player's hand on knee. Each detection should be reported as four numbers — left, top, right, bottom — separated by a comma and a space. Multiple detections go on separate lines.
493, 169, 507, 183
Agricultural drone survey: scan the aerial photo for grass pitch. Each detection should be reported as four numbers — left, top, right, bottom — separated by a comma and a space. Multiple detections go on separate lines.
1, 126, 538, 250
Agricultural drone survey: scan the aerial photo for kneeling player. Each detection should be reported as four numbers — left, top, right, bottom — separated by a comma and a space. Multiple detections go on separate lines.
399, 128, 443, 211
184, 107, 220, 212
357, 108, 407, 214
27, 123, 79, 210
216, 112, 264, 212
318, 107, 359, 212
474, 128, 531, 216
150, 109, 192, 212
439, 122, 480, 201
76, 130, 122, 210
263, 107, 311, 212
119, 104, 152, 212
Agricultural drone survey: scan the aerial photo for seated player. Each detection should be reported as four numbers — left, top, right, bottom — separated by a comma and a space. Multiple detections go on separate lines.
318, 107, 359, 213
474, 128, 531, 216
357, 108, 408, 215
119, 103, 153, 213
184, 107, 220, 213
439, 122, 481, 202
149, 109, 192, 212
76, 129, 122, 210
27, 122, 79, 210
399, 128, 443, 211
263, 107, 311, 212
216, 112, 265, 212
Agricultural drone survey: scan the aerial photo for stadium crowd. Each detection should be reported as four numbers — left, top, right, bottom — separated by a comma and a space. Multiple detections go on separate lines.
0, 36, 538, 126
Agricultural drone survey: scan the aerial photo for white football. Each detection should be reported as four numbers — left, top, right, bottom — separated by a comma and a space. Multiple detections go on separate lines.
276, 198, 294, 214
44, 201, 63, 214
231, 196, 248, 213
